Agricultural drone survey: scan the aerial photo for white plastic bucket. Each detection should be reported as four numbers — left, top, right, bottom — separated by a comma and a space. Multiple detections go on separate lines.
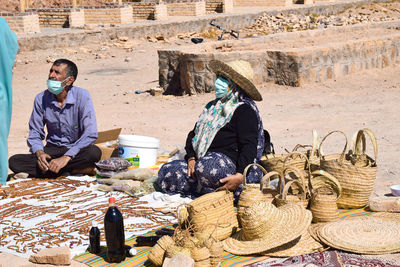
118, 135, 160, 168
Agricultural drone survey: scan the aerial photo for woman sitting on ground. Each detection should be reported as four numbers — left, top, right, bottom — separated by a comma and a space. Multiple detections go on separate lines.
157, 60, 266, 200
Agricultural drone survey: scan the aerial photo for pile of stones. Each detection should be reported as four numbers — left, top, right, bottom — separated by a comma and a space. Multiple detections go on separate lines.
243, 9, 397, 37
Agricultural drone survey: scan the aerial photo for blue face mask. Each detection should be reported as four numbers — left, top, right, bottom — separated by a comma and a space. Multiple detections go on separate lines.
47, 77, 69, 95
214, 77, 230, 99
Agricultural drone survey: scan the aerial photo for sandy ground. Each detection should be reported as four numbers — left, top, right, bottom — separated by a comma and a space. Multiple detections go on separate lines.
8, 33, 400, 200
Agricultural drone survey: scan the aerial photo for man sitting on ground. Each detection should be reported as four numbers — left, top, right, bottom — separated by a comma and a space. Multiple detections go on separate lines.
9, 59, 101, 178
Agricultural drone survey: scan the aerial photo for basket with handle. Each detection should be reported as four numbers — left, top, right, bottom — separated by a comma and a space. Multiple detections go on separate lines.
274, 179, 309, 208
259, 170, 281, 203
309, 170, 342, 223
260, 130, 320, 175
187, 190, 238, 241
237, 163, 268, 217
319, 129, 377, 209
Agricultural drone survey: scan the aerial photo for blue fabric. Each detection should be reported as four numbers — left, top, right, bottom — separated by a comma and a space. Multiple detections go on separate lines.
27, 86, 98, 158
0, 18, 18, 184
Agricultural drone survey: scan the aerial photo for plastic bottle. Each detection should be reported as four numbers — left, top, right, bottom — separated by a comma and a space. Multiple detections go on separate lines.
88, 222, 101, 254
104, 197, 126, 263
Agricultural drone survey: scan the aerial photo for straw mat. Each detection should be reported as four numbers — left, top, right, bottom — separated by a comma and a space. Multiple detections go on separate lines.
317, 216, 400, 254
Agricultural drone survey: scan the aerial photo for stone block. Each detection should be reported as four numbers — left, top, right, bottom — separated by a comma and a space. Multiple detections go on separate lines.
370, 197, 400, 212
29, 246, 71, 265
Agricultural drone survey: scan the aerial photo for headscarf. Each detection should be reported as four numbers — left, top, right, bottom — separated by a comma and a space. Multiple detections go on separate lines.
192, 87, 242, 158
192, 83, 264, 161
0, 18, 18, 184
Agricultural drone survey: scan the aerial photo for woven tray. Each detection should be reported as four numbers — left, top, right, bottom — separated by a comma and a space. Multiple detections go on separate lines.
317, 216, 400, 254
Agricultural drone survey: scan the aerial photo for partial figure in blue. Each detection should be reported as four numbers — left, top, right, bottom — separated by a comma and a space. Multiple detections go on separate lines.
8, 59, 101, 178
157, 60, 268, 200
0, 18, 18, 185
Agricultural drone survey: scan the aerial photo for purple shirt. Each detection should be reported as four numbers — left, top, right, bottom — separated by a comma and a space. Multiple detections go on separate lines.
27, 86, 98, 158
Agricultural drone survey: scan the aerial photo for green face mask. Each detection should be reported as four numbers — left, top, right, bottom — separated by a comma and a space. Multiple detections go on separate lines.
47, 77, 69, 95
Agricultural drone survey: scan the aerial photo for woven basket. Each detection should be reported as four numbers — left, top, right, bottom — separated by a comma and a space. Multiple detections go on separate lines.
190, 246, 210, 261
237, 163, 268, 219
309, 170, 342, 223
274, 179, 309, 208
148, 243, 166, 266
319, 130, 378, 209
261, 130, 319, 175
260, 171, 281, 202
187, 190, 238, 241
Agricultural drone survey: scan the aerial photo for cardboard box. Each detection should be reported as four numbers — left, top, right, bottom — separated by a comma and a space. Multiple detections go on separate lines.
94, 128, 122, 160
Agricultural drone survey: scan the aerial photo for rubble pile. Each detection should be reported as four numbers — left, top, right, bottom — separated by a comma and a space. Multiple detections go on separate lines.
243, 2, 400, 37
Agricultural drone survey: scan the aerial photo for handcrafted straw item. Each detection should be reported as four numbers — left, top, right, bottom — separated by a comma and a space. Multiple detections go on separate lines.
317, 216, 400, 254
274, 176, 309, 209
148, 243, 166, 266
309, 170, 342, 223
262, 230, 324, 257
238, 163, 268, 218
319, 130, 377, 209
261, 130, 320, 174
223, 202, 312, 255
187, 190, 238, 241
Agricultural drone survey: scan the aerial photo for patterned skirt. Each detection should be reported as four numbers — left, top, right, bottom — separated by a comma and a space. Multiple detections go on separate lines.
157, 152, 262, 200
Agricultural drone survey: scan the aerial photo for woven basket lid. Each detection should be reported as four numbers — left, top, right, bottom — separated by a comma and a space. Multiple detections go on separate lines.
222, 202, 312, 255
317, 216, 400, 254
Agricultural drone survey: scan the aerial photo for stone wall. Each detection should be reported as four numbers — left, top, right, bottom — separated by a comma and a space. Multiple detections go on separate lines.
1, 12, 40, 34
130, 2, 167, 20
234, 0, 292, 6
165, 0, 206, 16
83, 5, 133, 24
25, 8, 84, 28
206, 0, 233, 13
158, 20, 400, 94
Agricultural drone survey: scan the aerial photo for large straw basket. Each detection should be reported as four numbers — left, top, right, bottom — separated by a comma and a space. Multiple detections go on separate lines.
319, 130, 377, 209
187, 190, 238, 241
238, 163, 268, 218
309, 170, 342, 223
260, 147, 309, 175
260, 131, 319, 175
274, 179, 309, 208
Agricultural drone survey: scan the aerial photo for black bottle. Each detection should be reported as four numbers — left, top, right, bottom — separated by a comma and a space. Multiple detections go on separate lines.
104, 197, 126, 263
88, 222, 101, 254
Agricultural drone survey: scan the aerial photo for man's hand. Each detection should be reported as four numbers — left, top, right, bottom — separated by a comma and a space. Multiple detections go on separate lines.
217, 173, 244, 191
187, 158, 196, 178
36, 150, 51, 171
48, 155, 71, 174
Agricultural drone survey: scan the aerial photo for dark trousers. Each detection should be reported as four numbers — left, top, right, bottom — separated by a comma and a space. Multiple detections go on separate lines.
9, 144, 101, 178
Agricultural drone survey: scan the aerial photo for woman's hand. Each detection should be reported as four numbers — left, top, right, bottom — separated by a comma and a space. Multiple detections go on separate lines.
218, 173, 243, 191
187, 158, 196, 177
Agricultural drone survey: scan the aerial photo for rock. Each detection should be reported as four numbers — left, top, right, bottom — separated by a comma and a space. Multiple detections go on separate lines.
370, 197, 400, 212
147, 36, 157, 42
14, 172, 29, 179
0, 252, 34, 267
162, 253, 194, 267
29, 246, 71, 265
118, 36, 129, 42
84, 24, 96, 30
46, 56, 55, 63
124, 57, 131, 62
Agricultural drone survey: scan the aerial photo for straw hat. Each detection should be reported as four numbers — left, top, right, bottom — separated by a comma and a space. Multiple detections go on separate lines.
223, 202, 312, 255
209, 60, 262, 101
